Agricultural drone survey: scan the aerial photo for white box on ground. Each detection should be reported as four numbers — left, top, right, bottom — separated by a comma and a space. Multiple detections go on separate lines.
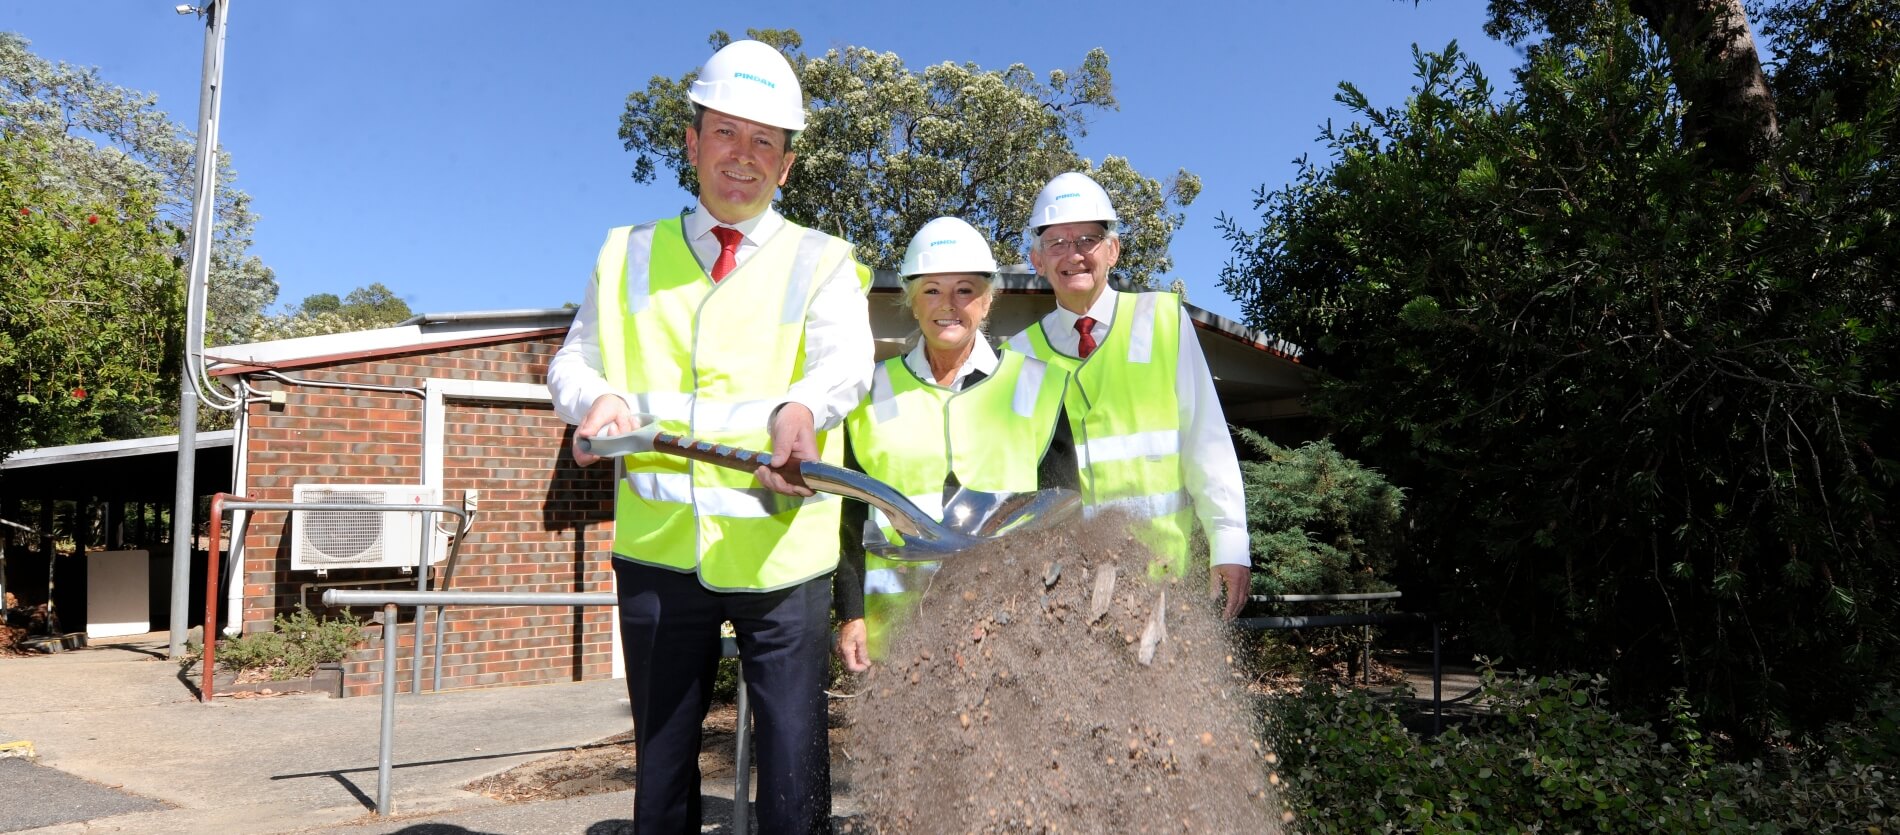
86, 549, 150, 638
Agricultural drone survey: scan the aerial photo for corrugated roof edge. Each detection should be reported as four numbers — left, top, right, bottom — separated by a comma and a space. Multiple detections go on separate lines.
2, 430, 236, 469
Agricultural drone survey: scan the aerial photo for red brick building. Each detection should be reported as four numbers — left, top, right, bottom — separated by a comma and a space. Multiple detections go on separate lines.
204, 271, 1307, 697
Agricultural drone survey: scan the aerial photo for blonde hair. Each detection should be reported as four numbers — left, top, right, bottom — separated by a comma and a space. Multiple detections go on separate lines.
898, 272, 997, 353
898, 272, 997, 310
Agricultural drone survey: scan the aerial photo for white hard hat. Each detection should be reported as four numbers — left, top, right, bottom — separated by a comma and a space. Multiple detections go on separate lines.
900, 217, 999, 278
1022, 172, 1119, 249
688, 40, 807, 132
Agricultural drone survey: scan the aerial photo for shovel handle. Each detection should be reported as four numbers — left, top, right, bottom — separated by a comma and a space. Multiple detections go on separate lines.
650, 432, 809, 490
579, 427, 808, 490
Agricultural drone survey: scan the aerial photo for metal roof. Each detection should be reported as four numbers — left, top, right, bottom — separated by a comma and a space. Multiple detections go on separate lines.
0, 431, 235, 502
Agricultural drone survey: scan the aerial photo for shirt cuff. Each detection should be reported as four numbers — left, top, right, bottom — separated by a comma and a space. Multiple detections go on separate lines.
774, 395, 840, 432
1208, 526, 1252, 568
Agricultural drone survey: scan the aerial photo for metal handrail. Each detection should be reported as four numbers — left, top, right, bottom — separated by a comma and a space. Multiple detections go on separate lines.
322, 589, 615, 817
1249, 591, 1403, 603
318, 588, 754, 830
1238, 591, 1443, 735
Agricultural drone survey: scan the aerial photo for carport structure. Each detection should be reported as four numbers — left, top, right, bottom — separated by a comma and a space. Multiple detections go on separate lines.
0, 431, 235, 642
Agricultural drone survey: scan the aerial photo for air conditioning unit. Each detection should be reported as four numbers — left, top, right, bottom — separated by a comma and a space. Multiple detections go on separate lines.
290, 484, 444, 572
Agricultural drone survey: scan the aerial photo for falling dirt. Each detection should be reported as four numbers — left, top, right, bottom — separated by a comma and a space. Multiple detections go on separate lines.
842, 515, 1285, 834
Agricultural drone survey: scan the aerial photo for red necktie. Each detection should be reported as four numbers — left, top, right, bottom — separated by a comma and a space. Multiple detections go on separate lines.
1075, 316, 1098, 359
710, 226, 742, 282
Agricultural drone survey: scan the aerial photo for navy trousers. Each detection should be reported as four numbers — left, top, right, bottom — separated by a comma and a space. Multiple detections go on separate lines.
613, 557, 833, 835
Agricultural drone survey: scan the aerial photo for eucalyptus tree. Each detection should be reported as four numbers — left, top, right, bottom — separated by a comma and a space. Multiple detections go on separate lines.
620, 29, 1200, 289
1, 32, 275, 345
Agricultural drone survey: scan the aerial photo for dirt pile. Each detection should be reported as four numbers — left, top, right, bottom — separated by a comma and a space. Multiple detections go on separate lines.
844, 517, 1284, 834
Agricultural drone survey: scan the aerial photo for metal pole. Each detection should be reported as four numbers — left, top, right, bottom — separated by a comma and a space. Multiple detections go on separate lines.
170, 0, 229, 659
1432, 621, 1442, 736
324, 590, 615, 608
730, 637, 751, 835
41, 501, 55, 633
411, 511, 433, 696
377, 602, 397, 817
1362, 599, 1371, 686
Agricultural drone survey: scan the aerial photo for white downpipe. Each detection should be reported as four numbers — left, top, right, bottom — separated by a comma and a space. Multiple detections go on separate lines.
225, 404, 250, 637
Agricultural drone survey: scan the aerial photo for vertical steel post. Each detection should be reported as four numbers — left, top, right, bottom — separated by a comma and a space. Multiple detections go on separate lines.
732, 646, 751, 834
170, 0, 229, 659
1432, 621, 1443, 736
378, 602, 398, 816
40, 501, 55, 632
411, 510, 432, 696
1362, 599, 1371, 685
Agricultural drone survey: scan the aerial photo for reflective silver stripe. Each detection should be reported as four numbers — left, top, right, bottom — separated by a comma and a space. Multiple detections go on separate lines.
781, 229, 831, 326
1006, 331, 1035, 356
1127, 293, 1158, 364
865, 563, 939, 595
621, 222, 661, 316
625, 392, 779, 433
869, 363, 899, 423
1085, 489, 1190, 520
1076, 429, 1180, 468
624, 471, 831, 518
1011, 358, 1046, 418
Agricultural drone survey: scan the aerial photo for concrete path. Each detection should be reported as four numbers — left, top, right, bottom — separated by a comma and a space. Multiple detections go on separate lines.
0, 633, 655, 834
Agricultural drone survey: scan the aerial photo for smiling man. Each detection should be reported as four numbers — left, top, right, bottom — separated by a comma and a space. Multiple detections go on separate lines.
1004, 172, 1253, 619
545, 39, 872, 835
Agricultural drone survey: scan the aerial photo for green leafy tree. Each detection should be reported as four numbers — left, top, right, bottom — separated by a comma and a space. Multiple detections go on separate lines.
1, 32, 276, 346
1483, 0, 1778, 170
1220, 2, 1897, 738
250, 282, 415, 340
1, 133, 183, 459
619, 29, 1200, 288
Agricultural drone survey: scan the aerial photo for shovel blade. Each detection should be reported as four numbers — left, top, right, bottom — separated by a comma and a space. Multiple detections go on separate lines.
581, 426, 1077, 562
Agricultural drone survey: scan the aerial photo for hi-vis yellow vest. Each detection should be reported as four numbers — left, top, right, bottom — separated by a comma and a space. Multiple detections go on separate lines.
843, 349, 1069, 655
594, 214, 867, 591
1006, 291, 1195, 574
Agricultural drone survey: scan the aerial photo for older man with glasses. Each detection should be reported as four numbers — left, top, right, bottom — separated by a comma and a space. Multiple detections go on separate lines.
1004, 171, 1252, 618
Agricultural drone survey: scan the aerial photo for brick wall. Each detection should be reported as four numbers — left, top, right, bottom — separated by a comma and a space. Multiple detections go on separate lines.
232, 335, 619, 697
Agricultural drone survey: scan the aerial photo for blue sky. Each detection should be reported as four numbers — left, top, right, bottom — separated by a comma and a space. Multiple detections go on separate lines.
5, 1, 1522, 323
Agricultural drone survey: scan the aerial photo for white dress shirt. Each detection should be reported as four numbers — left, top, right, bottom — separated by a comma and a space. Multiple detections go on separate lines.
901, 336, 999, 392
1029, 289, 1251, 568
547, 200, 874, 432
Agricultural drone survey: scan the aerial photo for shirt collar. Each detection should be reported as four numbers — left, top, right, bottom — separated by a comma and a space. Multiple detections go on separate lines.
1047, 286, 1119, 331
903, 336, 999, 390
683, 200, 782, 246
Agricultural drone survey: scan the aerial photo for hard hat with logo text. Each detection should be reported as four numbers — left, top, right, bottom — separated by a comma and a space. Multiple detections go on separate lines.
901, 217, 999, 278
1022, 172, 1119, 249
688, 40, 807, 132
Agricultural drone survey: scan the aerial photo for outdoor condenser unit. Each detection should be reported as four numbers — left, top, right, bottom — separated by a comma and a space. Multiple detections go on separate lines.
289, 484, 444, 572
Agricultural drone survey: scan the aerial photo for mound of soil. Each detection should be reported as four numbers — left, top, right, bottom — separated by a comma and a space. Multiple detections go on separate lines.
843, 517, 1285, 834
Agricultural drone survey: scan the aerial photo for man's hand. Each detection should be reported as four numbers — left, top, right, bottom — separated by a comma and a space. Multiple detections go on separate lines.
836, 618, 870, 672
758, 402, 817, 496
1212, 563, 1251, 620
573, 395, 638, 467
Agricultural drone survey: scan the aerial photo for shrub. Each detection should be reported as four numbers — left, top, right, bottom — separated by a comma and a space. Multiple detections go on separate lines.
182, 606, 365, 681
1240, 430, 1404, 599
1264, 665, 1900, 832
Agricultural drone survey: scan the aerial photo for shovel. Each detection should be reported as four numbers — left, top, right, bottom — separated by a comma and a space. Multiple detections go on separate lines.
578, 423, 1079, 561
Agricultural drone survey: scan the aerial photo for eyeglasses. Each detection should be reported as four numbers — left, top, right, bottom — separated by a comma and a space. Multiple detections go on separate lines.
1040, 234, 1106, 256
